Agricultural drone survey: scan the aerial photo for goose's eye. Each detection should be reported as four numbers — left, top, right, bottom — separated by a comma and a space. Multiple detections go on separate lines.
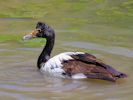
37, 29, 41, 33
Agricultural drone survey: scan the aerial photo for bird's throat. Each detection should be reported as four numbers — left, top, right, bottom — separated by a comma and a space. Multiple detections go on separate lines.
37, 36, 55, 69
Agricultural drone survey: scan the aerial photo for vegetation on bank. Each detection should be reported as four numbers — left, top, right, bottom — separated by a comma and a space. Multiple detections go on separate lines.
0, 0, 132, 48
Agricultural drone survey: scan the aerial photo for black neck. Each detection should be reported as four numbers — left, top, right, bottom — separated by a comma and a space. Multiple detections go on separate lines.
37, 35, 55, 69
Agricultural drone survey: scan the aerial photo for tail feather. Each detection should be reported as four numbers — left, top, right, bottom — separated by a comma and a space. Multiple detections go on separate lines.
115, 72, 127, 78
85, 72, 127, 82
85, 73, 116, 82
101, 64, 127, 79
84, 67, 127, 82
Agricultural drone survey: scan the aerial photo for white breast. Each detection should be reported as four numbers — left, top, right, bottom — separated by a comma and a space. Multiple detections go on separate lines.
40, 52, 84, 78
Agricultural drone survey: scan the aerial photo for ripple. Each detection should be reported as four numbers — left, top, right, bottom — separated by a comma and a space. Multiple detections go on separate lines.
64, 41, 133, 58
0, 91, 36, 100
0, 17, 33, 21
17, 47, 40, 51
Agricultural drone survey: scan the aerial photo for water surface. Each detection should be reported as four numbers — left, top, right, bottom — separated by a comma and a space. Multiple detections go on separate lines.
0, 24, 133, 100
0, 0, 133, 100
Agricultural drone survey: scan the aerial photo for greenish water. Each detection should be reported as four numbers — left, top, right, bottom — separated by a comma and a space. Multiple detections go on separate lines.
0, 0, 133, 100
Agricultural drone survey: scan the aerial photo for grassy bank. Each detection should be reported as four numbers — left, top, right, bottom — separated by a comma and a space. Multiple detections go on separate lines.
0, 0, 132, 48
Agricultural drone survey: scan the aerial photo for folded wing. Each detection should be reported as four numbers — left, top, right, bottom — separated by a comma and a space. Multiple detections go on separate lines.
62, 53, 127, 81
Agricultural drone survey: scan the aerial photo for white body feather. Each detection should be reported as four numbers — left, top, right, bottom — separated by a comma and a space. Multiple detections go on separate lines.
40, 52, 85, 78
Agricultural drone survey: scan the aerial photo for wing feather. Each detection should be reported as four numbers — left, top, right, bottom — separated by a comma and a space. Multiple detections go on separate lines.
62, 53, 127, 81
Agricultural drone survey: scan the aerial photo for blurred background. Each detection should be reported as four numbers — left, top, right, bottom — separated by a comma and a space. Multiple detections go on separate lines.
0, 0, 133, 100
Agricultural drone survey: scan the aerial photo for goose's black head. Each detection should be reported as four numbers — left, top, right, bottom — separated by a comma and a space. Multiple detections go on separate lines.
23, 22, 55, 40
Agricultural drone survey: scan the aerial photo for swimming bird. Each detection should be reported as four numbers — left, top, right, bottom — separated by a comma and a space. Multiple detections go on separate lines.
23, 22, 127, 82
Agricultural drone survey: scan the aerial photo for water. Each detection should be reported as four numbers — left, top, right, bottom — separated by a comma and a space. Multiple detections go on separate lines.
64, 41, 133, 58
0, 25, 133, 100
0, 0, 133, 100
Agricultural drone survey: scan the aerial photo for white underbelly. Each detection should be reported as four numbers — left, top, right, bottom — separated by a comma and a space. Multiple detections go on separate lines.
40, 63, 65, 78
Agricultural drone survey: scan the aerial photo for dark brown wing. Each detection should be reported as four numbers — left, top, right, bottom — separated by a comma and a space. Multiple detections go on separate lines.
62, 53, 127, 82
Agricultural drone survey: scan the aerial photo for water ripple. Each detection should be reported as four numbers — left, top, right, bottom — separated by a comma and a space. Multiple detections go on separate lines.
64, 41, 133, 58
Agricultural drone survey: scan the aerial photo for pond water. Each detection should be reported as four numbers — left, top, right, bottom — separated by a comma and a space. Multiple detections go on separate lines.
0, 19, 133, 100
64, 41, 133, 58
0, 0, 133, 100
